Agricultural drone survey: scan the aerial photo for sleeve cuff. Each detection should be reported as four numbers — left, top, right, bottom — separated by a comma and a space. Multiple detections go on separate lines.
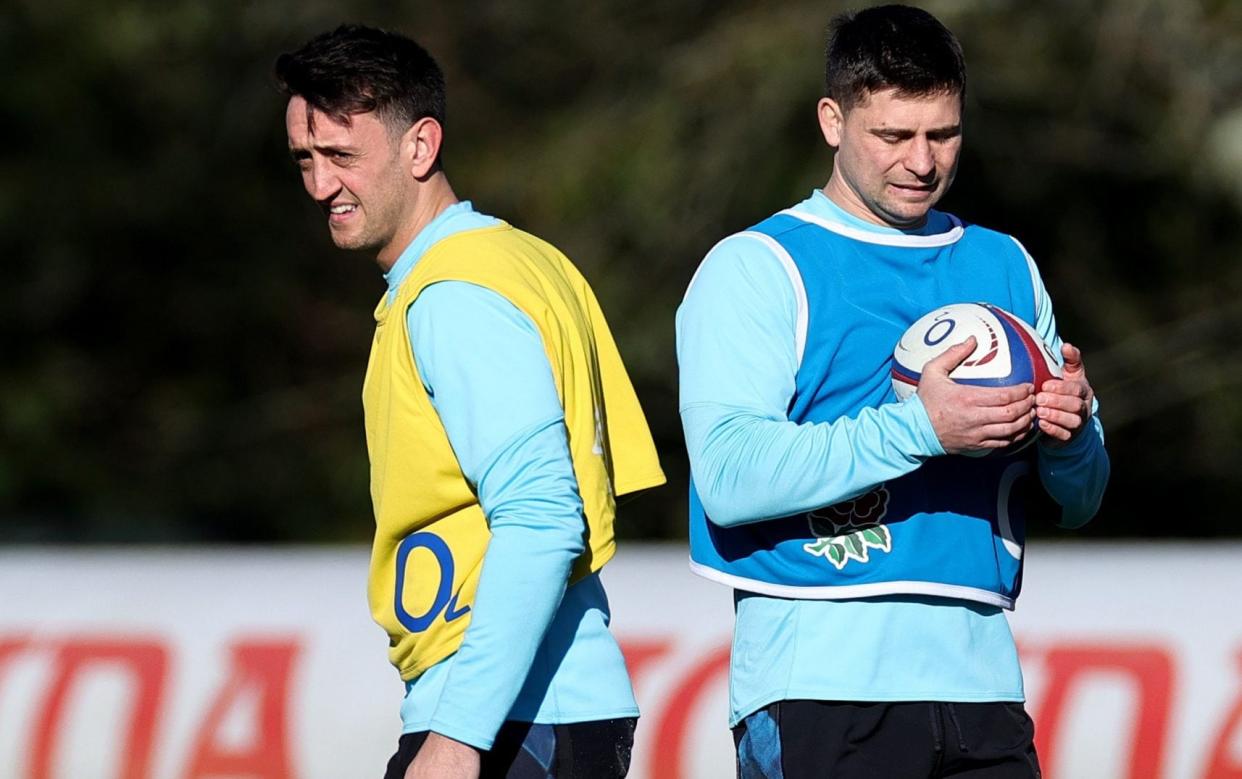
899, 394, 946, 458
1038, 416, 1101, 459
428, 712, 501, 751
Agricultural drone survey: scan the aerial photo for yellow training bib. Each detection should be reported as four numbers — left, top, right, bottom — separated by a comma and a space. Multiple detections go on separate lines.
362, 223, 665, 680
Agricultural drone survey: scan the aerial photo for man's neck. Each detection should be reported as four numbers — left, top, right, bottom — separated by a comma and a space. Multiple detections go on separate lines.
377, 173, 459, 271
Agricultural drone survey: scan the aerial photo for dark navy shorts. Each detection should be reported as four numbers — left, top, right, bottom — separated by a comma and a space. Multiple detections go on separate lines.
383, 717, 637, 779
734, 700, 1040, 779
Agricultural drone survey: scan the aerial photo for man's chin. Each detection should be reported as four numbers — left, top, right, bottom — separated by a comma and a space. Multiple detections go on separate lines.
328, 229, 378, 253
878, 193, 942, 224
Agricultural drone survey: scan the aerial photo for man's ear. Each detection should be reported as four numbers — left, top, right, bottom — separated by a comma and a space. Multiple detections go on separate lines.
402, 117, 443, 179
817, 97, 845, 149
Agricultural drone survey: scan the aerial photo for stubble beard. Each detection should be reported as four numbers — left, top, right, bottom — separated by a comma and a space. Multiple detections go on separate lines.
326, 147, 411, 255
329, 220, 385, 253
328, 189, 402, 255
874, 177, 949, 227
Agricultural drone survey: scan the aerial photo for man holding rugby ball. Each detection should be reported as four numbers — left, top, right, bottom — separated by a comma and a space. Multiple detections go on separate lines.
677, 5, 1110, 777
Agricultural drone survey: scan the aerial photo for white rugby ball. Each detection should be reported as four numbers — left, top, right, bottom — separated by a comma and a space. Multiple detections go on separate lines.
891, 302, 1062, 402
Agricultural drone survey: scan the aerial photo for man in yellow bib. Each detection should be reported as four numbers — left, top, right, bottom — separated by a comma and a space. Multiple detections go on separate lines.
277, 26, 664, 779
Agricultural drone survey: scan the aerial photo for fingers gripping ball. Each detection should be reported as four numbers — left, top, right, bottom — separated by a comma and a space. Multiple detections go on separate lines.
892, 302, 1062, 452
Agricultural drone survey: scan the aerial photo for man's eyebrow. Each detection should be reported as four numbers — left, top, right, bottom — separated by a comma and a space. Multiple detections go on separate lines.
869, 124, 961, 138
288, 142, 358, 157
871, 127, 916, 138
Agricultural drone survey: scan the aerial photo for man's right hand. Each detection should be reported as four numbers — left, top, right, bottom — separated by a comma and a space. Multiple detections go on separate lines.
917, 337, 1037, 455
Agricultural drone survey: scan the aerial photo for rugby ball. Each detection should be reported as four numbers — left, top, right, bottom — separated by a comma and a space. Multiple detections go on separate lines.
891, 302, 1062, 402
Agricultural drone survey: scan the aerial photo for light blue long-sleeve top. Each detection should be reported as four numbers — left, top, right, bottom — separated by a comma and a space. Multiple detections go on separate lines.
677, 190, 1109, 725
384, 201, 637, 750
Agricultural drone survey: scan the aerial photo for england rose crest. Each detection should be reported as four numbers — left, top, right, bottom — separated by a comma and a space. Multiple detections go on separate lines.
803, 485, 893, 569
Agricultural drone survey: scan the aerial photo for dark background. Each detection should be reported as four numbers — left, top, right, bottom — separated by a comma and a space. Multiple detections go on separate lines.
4, 0, 1240, 544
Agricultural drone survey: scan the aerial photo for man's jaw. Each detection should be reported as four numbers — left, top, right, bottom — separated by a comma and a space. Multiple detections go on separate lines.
876, 185, 939, 228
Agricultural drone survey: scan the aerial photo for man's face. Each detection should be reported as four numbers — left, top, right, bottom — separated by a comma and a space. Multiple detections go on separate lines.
820, 88, 963, 228
285, 95, 410, 256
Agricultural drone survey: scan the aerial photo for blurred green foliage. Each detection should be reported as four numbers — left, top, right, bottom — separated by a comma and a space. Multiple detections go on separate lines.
3, 0, 1240, 543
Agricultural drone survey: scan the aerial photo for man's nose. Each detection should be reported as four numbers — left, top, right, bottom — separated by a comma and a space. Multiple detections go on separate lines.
904, 136, 935, 178
307, 157, 341, 202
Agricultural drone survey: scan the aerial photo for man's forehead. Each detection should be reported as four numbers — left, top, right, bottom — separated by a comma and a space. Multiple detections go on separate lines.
849, 88, 961, 123
286, 98, 345, 135
285, 97, 385, 141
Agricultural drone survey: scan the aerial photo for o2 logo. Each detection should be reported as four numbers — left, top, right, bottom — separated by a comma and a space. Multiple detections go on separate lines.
393, 532, 471, 633
924, 314, 956, 346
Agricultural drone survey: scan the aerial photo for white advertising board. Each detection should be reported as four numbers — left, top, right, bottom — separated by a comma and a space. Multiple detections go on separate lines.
0, 544, 1239, 779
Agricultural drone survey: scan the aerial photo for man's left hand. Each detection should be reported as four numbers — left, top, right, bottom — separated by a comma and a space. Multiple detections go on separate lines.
1036, 342, 1095, 447
404, 732, 481, 779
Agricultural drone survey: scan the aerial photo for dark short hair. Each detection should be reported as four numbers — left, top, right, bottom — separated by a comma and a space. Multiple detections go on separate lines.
825, 5, 966, 111
275, 24, 446, 134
